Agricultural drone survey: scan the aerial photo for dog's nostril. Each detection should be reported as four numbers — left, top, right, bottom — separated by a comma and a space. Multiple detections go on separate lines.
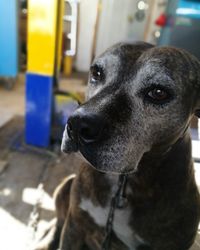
66, 111, 105, 144
67, 122, 74, 140
79, 125, 99, 144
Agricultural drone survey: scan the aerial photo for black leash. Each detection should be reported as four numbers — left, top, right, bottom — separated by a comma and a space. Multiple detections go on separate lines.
101, 174, 128, 250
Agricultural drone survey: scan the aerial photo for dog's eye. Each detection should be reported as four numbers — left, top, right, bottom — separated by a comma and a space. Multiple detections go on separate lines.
146, 88, 170, 104
148, 89, 168, 100
90, 65, 103, 83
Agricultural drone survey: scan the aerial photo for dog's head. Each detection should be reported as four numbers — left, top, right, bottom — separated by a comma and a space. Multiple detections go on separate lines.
61, 42, 200, 174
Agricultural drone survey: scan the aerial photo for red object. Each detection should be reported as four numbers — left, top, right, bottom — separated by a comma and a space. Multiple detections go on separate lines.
155, 13, 167, 27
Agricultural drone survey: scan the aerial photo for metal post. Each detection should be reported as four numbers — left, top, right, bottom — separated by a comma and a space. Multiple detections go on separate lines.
25, 0, 64, 147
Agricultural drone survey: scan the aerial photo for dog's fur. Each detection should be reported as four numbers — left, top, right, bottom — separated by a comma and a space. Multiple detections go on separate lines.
36, 42, 200, 250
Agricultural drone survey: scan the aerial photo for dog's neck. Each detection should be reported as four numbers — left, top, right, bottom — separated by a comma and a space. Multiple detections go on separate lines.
126, 131, 194, 199
140, 130, 192, 170
82, 131, 194, 206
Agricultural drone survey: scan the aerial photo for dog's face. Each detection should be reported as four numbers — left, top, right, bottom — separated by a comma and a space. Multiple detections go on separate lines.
62, 42, 200, 174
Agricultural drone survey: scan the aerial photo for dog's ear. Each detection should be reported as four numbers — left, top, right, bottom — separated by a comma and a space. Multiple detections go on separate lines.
194, 82, 200, 118
190, 57, 200, 118
195, 109, 200, 118
194, 93, 200, 118
195, 98, 200, 118
181, 49, 200, 119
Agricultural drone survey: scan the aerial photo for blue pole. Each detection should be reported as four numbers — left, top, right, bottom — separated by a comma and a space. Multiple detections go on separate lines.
0, 0, 18, 77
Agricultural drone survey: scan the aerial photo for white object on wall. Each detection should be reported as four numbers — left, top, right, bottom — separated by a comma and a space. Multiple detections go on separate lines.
75, 0, 159, 72
75, 0, 98, 72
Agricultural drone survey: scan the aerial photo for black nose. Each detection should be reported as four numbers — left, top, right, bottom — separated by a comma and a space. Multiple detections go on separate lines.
67, 109, 105, 144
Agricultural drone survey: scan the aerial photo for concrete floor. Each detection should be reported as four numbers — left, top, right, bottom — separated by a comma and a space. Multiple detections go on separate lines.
0, 117, 83, 250
0, 75, 86, 250
0, 75, 200, 250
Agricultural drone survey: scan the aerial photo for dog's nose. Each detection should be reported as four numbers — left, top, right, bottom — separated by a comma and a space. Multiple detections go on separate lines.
67, 109, 105, 144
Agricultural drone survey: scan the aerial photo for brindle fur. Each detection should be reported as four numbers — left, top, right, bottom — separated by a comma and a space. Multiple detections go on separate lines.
35, 42, 200, 250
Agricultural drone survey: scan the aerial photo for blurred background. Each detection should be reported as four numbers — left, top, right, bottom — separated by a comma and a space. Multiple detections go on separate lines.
0, 0, 200, 249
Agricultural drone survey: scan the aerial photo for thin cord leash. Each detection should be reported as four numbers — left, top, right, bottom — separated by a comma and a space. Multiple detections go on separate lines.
101, 174, 128, 250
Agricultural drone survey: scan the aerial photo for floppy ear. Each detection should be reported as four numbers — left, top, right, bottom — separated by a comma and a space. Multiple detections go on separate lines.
195, 110, 200, 118
194, 81, 200, 118
179, 47, 200, 118
194, 96, 200, 118
191, 62, 200, 118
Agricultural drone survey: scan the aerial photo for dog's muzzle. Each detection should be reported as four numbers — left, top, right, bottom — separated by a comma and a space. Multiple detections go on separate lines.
61, 108, 106, 153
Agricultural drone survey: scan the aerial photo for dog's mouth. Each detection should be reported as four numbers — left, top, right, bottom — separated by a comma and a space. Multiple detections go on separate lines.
61, 129, 79, 153
61, 129, 144, 175
61, 133, 103, 172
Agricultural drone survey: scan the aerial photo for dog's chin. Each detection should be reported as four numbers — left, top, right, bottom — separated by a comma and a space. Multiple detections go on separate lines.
94, 163, 139, 175
61, 137, 140, 175
89, 164, 138, 175
79, 150, 139, 175
86, 160, 138, 175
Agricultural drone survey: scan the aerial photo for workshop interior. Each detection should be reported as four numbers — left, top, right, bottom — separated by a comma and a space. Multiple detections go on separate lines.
0, 0, 200, 249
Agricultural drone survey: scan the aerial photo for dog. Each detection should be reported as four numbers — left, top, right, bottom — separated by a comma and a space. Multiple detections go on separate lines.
36, 42, 200, 250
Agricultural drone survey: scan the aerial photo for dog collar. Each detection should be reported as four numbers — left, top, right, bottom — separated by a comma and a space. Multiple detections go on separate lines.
101, 174, 128, 250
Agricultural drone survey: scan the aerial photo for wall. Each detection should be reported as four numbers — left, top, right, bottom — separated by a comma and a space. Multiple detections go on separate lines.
95, 0, 151, 57
75, 0, 157, 72
75, 0, 98, 72
145, 0, 168, 44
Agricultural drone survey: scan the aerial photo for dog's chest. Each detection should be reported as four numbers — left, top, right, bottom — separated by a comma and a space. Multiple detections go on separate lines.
80, 198, 145, 249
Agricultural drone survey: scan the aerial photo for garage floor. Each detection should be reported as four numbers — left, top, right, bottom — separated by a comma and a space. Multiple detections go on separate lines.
0, 75, 200, 250
0, 75, 86, 250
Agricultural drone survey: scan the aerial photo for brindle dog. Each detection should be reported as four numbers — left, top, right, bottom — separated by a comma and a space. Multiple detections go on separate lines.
35, 42, 200, 250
